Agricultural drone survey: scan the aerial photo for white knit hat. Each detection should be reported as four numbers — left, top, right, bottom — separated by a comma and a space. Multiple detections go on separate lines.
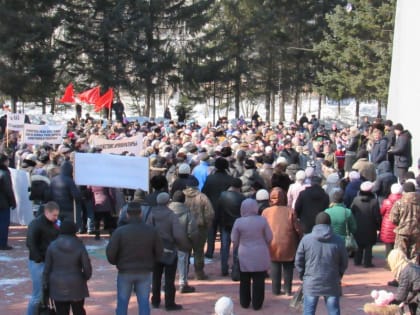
360, 181, 374, 192
349, 171, 360, 181
295, 170, 306, 182
256, 189, 269, 201
214, 296, 234, 315
391, 183, 403, 195
178, 163, 191, 175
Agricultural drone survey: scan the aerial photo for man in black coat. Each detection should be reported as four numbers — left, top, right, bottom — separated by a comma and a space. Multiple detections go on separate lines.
370, 129, 388, 167
389, 123, 413, 182
218, 178, 245, 276
0, 153, 16, 250
280, 139, 300, 165
26, 201, 60, 315
202, 158, 234, 259
294, 176, 330, 234
107, 201, 163, 314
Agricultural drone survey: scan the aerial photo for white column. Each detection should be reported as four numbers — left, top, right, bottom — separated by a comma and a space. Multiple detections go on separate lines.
387, 0, 420, 170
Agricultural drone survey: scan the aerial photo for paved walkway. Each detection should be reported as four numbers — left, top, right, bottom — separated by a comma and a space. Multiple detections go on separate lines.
1, 226, 398, 315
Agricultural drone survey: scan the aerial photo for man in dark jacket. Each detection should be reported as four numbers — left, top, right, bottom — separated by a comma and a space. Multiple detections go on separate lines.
370, 129, 388, 167
170, 163, 199, 197
26, 201, 60, 315
389, 123, 413, 182
294, 176, 330, 234
372, 161, 397, 205
50, 161, 81, 224
280, 139, 300, 165
295, 212, 348, 315
107, 201, 163, 315
218, 178, 245, 276
202, 157, 234, 259
0, 153, 16, 250
146, 192, 189, 311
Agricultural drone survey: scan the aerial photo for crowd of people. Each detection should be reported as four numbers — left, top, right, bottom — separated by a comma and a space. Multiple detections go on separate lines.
0, 106, 419, 315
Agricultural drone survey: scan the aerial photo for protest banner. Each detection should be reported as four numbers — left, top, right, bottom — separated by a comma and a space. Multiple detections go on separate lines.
74, 153, 149, 191
22, 123, 65, 145
91, 134, 143, 155
7, 113, 25, 131
9, 168, 33, 225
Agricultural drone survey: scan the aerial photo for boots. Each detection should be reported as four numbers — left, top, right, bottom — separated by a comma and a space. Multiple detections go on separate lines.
195, 270, 208, 280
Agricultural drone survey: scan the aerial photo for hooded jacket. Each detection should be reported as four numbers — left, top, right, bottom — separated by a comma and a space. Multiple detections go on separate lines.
183, 187, 214, 228
394, 263, 420, 306
372, 161, 397, 202
43, 234, 92, 301
351, 191, 381, 246
295, 224, 348, 296
390, 130, 412, 169
231, 199, 272, 272
202, 170, 233, 217
218, 189, 245, 230
380, 193, 402, 243
262, 188, 301, 261
50, 162, 81, 213
295, 184, 330, 234
390, 192, 420, 236
168, 201, 199, 250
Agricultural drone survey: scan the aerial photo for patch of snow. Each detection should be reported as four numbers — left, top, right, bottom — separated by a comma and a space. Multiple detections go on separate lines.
0, 278, 28, 286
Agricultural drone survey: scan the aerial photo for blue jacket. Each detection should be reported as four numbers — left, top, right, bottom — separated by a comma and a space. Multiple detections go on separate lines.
370, 138, 388, 166
192, 161, 209, 191
295, 224, 348, 297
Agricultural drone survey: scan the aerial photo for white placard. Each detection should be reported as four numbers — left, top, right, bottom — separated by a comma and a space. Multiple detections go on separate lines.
22, 124, 65, 145
9, 168, 33, 225
7, 113, 25, 131
91, 134, 143, 155
74, 153, 149, 191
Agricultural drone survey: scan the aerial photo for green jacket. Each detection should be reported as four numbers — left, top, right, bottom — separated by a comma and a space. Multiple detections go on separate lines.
325, 203, 357, 238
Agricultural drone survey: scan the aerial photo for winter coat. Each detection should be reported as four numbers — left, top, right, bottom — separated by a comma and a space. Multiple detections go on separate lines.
146, 204, 190, 252
295, 224, 348, 297
218, 190, 245, 231
295, 185, 330, 234
287, 182, 307, 208
262, 191, 301, 262
168, 201, 199, 250
324, 204, 357, 239
240, 169, 267, 197
0, 165, 16, 210
390, 192, 420, 236
343, 179, 362, 208
89, 186, 115, 213
394, 263, 420, 308
29, 174, 51, 203
202, 171, 233, 216
192, 161, 210, 191
258, 165, 274, 191
271, 172, 292, 193
107, 218, 163, 273
370, 138, 388, 166
50, 162, 81, 213
352, 158, 376, 181
170, 175, 199, 197
43, 235, 91, 301
231, 203, 272, 272
351, 192, 381, 246
183, 187, 214, 228
390, 130, 413, 169
26, 215, 59, 262
380, 193, 402, 244
280, 148, 300, 165
372, 161, 397, 204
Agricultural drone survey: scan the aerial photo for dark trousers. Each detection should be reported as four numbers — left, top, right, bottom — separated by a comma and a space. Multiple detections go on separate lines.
94, 212, 114, 235
239, 271, 266, 310
151, 258, 178, 307
271, 261, 294, 295
54, 299, 86, 315
354, 244, 373, 266
0, 209, 10, 247
205, 217, 219, 258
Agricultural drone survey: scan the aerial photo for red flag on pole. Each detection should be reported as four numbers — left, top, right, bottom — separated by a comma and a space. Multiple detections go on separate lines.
94, 88, 114, 112
77, 86, 100, 104
59, 83, 75, 103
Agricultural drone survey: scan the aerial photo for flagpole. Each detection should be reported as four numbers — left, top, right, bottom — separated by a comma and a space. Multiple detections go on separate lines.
6, 128, 9, 148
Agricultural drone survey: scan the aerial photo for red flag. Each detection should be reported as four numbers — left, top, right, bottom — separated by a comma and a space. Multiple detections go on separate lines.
59, 83, 75, 103
77, 86, 100, 104
94, 88, 113, 112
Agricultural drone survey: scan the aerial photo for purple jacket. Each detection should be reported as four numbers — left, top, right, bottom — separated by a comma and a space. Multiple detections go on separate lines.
231, 199, 273, 272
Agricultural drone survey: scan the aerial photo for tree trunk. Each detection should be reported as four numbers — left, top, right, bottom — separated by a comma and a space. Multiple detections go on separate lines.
50, 98, 55, 114
292, 89, 299, 122
11, 96, 17, 113
270, 91, 275, 122
377, 100, 382, 118
279, 90, 286, 122
234, 73, 240, 119
355, 100, 360, 127
338, 100, 341, 117
317, 95, 322, 119
265, 92, 270, 122
42, 99, 46, 115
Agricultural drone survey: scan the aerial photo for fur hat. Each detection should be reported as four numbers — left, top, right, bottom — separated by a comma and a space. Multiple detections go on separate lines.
390, 183, 403, 195
360, 181, 374, 192
178, 163, 191, 175
156, 192, 170, 205
214, 296, 234, 315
